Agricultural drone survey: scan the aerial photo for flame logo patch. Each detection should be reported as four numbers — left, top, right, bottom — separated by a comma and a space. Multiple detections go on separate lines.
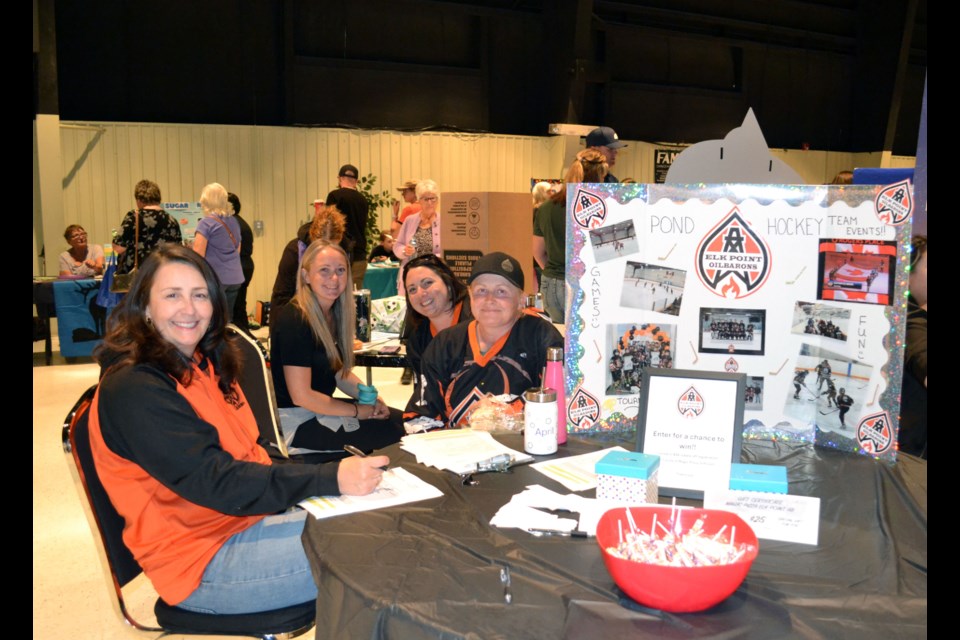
677, 386, 705, 418
874, 180, 912, 226
572, 187, 607, 230
568, 385, 601, 428
696, 207, 771, 299
857, 411, 893, 454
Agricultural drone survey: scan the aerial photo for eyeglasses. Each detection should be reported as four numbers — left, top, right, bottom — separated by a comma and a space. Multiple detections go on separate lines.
420, 196, 438, 203
69, 232, 88, 240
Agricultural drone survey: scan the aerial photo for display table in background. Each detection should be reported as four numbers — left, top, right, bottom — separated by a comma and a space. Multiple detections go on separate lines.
362, 263, 400, 299
33, 277, 108, 358
302, 436, 926, 639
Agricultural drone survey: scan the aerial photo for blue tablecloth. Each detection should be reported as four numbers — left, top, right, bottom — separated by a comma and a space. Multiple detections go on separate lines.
50, 278, 107, 357
362, 263, 400, 300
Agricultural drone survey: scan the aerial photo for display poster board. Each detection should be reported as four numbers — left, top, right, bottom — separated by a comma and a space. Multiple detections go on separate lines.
163, 201, 203, 243
562, 182, 913, 461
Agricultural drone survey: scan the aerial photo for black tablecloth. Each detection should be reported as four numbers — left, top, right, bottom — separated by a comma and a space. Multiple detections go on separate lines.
301, 435, 926, 639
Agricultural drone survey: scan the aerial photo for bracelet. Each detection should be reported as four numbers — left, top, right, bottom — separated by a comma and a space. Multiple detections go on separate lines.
353, 403, 359, 418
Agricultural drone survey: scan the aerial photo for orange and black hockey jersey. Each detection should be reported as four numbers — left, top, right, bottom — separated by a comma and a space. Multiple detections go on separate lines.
418, 315, 563, 428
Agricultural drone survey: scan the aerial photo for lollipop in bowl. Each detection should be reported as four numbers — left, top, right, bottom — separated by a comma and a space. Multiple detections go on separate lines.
596, 505, 759, 613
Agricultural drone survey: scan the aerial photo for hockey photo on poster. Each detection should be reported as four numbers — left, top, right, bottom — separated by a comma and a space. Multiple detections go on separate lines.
588, 220, 639, 263
817, 239, 896, 306
605, 322, 675, 396
698, 307, 766, 356
619, 262, 685, 315
744, 375, 765, 411
790, 300, 850, 342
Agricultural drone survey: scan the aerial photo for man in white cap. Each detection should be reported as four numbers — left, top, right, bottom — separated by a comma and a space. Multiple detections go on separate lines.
586, 126, 627, 183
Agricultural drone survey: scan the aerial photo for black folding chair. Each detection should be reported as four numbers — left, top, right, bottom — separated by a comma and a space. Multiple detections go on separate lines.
227, 324, 290, 459
61, 384, 316, 638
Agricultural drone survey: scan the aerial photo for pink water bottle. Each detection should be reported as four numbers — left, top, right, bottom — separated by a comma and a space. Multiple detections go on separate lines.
544, 346, 567, 445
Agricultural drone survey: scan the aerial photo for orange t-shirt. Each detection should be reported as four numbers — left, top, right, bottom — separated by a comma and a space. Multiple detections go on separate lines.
398, 202, 422, 224
88, 362, 272, 605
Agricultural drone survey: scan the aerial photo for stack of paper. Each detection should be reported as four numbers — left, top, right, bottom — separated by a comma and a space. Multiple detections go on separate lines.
529, 446, 629, 492
490, 484, 613, 536
299, 467, 442, 520
400, 429, 533, 475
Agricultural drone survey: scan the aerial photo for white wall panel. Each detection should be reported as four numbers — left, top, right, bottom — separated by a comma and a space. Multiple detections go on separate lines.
50, 121, 912, 318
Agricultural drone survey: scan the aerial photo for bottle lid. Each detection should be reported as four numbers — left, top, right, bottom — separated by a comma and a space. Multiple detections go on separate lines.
546, 346, 564, 361
524, 386, 557, 403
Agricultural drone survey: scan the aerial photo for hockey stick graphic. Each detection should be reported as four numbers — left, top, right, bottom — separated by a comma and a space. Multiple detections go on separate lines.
658, 243, 677, 261
786, 265, 806, 285
769, 358, 788, 375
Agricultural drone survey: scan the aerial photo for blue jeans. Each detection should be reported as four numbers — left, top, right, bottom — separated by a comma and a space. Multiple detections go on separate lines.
540, 275, 565, 324
223, 284, 242, 323
175, 509, 317, 614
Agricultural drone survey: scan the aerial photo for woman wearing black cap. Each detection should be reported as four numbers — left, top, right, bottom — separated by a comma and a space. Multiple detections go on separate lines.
417, 251, 563, 429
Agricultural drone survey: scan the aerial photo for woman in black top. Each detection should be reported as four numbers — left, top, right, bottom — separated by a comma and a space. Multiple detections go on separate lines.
400, 254, 473, 413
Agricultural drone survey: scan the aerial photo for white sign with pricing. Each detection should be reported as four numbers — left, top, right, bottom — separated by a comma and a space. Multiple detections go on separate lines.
703, 489, 821, 545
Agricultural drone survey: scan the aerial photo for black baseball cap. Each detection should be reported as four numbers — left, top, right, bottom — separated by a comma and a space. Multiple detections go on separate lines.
338, 164, 359, 179
586, 126, 627, 149
468, 252, 524, 290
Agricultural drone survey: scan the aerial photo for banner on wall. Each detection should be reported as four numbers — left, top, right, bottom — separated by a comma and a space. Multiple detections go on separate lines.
562, 182, 913, 461
653, 148, 682, 183
163, 201, 203, 242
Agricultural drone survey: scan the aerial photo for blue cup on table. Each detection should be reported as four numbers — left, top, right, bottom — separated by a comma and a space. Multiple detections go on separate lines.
357, 384, 378, 405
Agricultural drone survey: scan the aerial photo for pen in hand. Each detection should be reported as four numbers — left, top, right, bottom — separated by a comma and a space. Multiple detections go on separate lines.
343, 445, 389, 471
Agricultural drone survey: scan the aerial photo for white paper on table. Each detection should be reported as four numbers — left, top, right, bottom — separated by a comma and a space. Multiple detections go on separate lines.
529, 446, 629, 492
490, 484, 614, 536
703, 489, 821, 545
298, 467, 442, 520
400, 429, 532, 474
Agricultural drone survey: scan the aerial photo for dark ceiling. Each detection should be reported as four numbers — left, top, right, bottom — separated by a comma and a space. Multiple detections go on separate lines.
37, 0, 926, 155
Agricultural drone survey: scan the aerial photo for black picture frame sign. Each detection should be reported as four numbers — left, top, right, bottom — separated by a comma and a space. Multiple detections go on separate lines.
636, 368, 746, 500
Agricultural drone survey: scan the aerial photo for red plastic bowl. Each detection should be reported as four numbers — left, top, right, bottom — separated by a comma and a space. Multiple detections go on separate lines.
596, 505, 759, 613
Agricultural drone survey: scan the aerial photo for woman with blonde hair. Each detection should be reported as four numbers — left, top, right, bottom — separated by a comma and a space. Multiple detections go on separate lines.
269, 204, 346, 327
270, 240, 404, 455
193, 182, 244, 320
533, 149, 609, 323
531, 181, 552, 208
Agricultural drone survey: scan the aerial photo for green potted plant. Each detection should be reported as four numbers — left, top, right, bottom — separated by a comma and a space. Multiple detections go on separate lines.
356, 173, 392, 256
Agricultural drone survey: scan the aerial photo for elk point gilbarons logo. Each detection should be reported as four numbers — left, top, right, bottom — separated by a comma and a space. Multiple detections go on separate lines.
572, 187, 606, 230
857, 411, 893, 455
874, 180, 912, 226
677, 386, 705, 418
724, 357, 739, 372
696, 207, 771, 299
568, 385, 601, 428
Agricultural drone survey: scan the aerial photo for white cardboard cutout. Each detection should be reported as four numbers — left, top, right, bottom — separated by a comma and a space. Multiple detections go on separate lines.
665, 109, 803, 184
